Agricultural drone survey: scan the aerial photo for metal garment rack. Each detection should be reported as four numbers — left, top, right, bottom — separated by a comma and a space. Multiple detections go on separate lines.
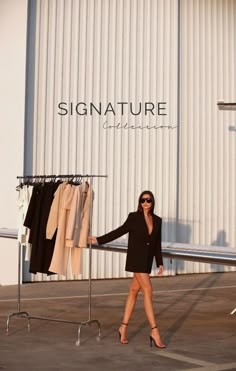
7, 174, 107, 346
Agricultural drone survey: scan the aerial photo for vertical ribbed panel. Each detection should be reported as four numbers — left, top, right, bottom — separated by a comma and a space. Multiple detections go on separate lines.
30, 0, 178, 281
177, 0, 236, 274
28, 0, 236, 282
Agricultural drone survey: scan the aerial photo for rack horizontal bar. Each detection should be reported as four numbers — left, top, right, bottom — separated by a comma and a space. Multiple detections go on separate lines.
17, 174, 107, 179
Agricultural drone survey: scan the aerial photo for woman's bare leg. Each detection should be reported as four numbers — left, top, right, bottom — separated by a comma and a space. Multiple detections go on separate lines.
119, 275, 141, 343
134, 272, 165, 347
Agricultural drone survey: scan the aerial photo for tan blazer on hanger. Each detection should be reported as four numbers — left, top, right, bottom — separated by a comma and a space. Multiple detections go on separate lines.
66, 182, 92, 248
78, 182, 93, 248
46, 182, 67, 239
65, 184, 82, 248
66, 182, 93, 275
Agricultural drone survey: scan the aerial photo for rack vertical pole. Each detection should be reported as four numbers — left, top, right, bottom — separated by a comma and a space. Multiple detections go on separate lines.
17, 242, 21, 312
88, 176, 93, 322
6, 242, 31, 334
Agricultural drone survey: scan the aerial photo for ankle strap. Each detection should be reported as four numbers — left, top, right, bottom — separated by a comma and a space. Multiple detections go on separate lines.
122, 322, 128, 326
151, 326, 157, 330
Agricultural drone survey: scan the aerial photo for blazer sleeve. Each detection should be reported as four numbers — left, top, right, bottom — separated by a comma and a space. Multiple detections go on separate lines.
154, 218, 163, 267
96, 213, 132, 245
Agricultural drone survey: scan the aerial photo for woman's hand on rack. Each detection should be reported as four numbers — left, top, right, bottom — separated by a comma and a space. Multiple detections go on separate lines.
88, 236, 97, 245
157, 265, 164, 276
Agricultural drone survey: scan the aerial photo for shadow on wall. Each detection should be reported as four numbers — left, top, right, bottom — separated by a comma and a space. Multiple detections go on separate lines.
160, 220, 192, 273
212, 230, 229, 247
22, 248, 31, 282
229, 125, 236, 132
211, 230, 229, 272
162, 220, 192, 244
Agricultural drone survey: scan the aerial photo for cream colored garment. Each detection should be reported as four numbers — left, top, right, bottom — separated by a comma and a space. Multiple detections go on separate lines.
17, 185, 33, 260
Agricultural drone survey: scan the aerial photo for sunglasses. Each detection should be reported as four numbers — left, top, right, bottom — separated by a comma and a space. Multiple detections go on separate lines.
140, 198, 152, 204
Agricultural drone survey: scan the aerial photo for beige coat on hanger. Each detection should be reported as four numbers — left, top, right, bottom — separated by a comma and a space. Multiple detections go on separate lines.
46, 182, 92, 275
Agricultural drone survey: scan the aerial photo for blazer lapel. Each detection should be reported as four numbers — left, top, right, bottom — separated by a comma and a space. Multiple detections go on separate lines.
141, 212, 157, 236
140, 212, 149, 236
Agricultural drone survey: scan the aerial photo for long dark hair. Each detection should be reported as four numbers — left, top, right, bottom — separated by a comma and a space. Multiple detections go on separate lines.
137, 190, 155, 214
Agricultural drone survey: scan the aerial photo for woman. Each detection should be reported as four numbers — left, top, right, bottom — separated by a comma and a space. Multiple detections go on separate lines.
88, 190, 165, 348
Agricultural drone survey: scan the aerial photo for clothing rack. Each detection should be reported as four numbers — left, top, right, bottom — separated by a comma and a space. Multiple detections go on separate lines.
7, 174, 107, 346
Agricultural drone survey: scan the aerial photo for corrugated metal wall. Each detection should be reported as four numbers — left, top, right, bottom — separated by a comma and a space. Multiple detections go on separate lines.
24, 0, 236, 281
177, 0, 236, 274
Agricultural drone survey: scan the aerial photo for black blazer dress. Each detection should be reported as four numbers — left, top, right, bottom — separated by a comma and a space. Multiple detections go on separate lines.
97, 211, 163, 273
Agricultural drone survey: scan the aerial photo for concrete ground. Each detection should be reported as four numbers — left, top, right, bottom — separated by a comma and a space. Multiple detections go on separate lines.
0, 272, 236, 371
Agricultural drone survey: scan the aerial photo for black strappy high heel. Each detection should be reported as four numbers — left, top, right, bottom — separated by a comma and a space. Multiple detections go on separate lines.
118, 322, 128, 344
149, 326, 166, 348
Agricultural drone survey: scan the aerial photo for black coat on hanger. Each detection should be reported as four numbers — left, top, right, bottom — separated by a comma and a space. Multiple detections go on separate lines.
24, 182, 60, 274
97, 211, 163, 273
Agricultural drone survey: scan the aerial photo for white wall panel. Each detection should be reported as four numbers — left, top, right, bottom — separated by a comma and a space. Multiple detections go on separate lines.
178, 0, 236, 273
27, 0, 178, 281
